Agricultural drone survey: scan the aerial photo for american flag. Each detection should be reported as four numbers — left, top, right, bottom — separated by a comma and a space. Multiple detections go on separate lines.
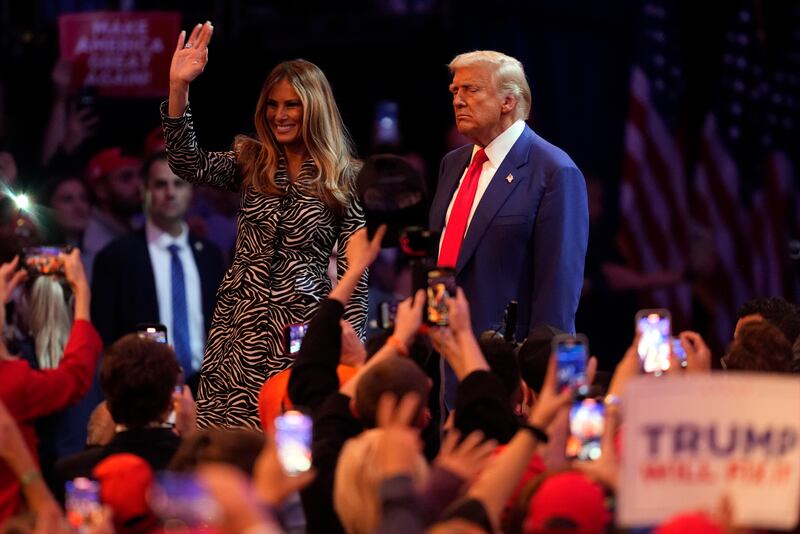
692, 0, 800, 347
618, 0, 692, 330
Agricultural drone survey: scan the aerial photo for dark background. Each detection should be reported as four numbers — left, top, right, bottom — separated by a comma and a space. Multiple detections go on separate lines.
0, 0, 673, 192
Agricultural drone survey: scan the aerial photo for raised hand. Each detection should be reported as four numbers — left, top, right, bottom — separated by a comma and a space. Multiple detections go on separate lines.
679, 331, 712, 373
51, 59, 73, 97
170, 22, 214, 88
345, 225, 386, 274
63, 103, 99, 154
61, 248, 90, 320
61, 248, 88, 295
252, 434, 316, 507
435, 429, 496, 483
446, 287, 472, 336
392, 289, 425, 347
374, 392, 424, 478
527, 353, 573, 430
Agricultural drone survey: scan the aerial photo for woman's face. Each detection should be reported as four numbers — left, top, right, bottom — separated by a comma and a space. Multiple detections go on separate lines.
50, 179, 90, 235
266, 78, 305, 152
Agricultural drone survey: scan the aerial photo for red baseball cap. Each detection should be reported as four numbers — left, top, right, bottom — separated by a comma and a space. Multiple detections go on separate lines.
85, 147, 141, 188
93, 453, 157, 533
523, 471, 611, 534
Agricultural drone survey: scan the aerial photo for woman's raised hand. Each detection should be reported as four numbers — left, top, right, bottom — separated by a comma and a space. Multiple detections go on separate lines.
170, 21, 214, 88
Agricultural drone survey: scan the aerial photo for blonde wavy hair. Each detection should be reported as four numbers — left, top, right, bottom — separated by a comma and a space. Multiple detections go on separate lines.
28, 276, 72, 369
235, 59, 360, 216
334, 429, 429, 534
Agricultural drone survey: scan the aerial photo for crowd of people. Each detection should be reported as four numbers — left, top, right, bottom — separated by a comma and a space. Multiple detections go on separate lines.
0, 15, 798, 534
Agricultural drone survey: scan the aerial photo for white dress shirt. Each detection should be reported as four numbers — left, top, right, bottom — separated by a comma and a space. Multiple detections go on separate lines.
146, 220, 206, 372
441, 120, 526, 253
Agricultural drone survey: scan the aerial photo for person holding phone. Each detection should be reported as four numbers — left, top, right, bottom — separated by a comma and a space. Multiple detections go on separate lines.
429, 50, 588, 403
162, 22, 367, 429
0, 251, 103, 522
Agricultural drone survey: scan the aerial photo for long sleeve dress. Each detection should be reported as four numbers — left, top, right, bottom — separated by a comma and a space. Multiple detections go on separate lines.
161, 102, 368, 429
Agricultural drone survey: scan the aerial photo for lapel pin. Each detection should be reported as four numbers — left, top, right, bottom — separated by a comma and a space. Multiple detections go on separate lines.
194, 241, 203, 252
506, 173, 514, 183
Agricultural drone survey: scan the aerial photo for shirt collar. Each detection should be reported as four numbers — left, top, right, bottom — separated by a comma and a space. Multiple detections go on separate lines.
146, 219, 190, 251
479, 120, 526, 168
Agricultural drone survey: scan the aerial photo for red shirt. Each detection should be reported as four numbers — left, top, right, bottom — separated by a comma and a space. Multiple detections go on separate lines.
0, 319, 102, 522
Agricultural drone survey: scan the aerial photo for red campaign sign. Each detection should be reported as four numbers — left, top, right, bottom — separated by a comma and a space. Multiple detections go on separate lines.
58, 11, 181, 98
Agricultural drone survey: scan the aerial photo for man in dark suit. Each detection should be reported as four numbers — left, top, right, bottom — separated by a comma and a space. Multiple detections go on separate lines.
430, 50, 588, 343
92, 152, 225, 386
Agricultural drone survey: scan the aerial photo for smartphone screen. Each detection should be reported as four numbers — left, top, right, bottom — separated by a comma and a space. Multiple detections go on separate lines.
137, 323, 168, 344
636, 309, 672, 375
274, 410, 313, 476
65, 477, 101, 530
22, 246, 69, 276
565, 397, 605, 461
426, 268, 456, 326
284, 323, 308, 355
379, 301, 398, 330
671, 337, 687, 368
553, 334, 589, 392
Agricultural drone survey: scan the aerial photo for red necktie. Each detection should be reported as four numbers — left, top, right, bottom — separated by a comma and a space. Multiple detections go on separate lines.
438, 148, 489, 268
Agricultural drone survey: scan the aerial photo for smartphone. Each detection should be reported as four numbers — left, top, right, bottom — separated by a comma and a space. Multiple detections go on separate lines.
284, 323, 308, 355
379, 301, 398, 330
148, 472, 220, 526
22, 245, 70, 276
137, 323, 168, 344
65, 477, 101, 531
671, 337, 688, 368
274, 410, 313, 476
565, 396, 605, 461
635, 309, 672, 375
552, 333, 589, 393
426, 268, 456, 326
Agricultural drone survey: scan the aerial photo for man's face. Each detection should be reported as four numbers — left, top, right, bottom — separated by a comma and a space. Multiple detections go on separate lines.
449, 64, 512, 146
145, 159, 192, 224
104, 164, 143, 215
50, 178, 90, 235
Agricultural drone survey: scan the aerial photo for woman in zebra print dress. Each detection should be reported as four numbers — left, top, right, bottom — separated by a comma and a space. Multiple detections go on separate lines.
161, 22, 367, 429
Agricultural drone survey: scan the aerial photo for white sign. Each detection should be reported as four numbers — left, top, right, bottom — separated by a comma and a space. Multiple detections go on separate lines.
618, 373, 800, 530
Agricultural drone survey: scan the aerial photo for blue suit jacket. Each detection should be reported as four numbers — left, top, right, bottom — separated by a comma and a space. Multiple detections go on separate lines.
91, 228, 226, 347
430, 125, 588, 338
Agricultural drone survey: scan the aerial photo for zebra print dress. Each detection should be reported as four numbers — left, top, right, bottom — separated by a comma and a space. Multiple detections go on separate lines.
161, 102, 368, 429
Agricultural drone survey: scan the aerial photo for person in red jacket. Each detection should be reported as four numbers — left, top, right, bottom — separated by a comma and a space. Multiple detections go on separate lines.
0, 250, 102, 523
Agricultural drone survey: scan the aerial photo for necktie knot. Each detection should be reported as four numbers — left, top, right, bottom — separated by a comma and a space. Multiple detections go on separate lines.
472, 148, 488, 167
168, 244, 180, 255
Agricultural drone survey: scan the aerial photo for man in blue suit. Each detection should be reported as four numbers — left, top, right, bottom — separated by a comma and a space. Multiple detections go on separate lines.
92, 152, 225, 390
431, 50, 588, 345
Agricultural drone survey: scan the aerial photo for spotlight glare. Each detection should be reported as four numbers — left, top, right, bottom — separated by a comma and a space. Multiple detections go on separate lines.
13, 194, 30, 211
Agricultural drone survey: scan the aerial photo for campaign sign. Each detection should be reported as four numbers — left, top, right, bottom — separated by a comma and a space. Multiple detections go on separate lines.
58, 11, 181, 97
619, 374, 800, 530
